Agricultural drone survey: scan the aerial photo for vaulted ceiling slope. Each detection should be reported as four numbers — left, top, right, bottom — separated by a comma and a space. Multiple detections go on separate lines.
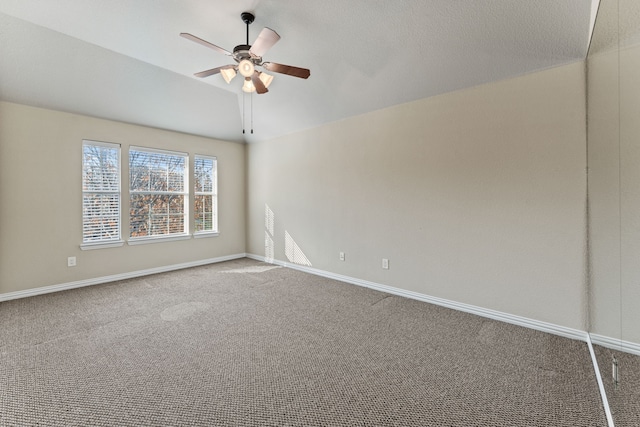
0, 1, 596, 143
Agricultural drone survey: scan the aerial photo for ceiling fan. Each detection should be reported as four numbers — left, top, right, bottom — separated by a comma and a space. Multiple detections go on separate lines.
180, 12, 310, 94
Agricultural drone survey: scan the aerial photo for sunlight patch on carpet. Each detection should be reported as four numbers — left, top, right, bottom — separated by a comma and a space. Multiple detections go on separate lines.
220, 265, 281, 274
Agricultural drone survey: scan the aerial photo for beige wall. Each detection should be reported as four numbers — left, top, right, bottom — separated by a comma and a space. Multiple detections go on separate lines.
247, 62, 588, 330
619, 44, 640, 345
587, 47, 622, 340
0, 101, 246, 295
588, 36, 640, 347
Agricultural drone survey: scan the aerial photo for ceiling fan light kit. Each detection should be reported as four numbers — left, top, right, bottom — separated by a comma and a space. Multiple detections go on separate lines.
180, 11, 310, 95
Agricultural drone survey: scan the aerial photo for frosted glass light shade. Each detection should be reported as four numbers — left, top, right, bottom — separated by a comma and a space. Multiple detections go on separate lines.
238, 60, 255, 77
242, 78, 256, 93
220, 68, 236, 84
259, 72, 273, 88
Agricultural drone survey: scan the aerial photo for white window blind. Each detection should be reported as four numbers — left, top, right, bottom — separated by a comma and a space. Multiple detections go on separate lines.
194, 155, 218, 233
129, 147, 189, 239
82, 141, 121, 243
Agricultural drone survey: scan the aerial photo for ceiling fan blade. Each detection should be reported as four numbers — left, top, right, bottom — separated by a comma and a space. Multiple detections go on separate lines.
262, 62, 310, 79
249, 27, 280, 57
194, 65, 236, 78
180, 33, 232, 56
251, 72, 269, 94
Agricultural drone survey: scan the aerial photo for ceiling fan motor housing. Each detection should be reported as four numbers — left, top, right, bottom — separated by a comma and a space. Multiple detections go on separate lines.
235, 12, 261, 65
233, 45, 261, 65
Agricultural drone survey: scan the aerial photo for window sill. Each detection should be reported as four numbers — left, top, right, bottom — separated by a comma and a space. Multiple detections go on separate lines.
194, 231, 220, 239
80, 240, 125, 251
128, 234, 191, 246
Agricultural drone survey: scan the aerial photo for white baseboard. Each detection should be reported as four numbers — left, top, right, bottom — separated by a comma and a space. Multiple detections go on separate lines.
247, 254, 589, 343
586, 334, 615, 427
590, 333, 640, 357
0, 253, 247, 302
5, 251, 639, 360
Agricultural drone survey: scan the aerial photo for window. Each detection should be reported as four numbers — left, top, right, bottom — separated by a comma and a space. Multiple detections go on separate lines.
129, 147, 188, 240
82, 140, 122, 247
194, 155, 218, 234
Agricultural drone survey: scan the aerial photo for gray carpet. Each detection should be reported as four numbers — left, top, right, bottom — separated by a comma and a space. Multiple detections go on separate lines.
1, 258, 607, 426
593, 344, 640, 427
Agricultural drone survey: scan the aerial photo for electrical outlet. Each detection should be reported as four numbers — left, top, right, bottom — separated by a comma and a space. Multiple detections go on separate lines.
339, 252, 345, 261
67, 256, 77, 267
382, 258, 389, 270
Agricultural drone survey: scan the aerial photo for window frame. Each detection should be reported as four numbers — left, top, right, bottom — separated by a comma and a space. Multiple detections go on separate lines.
80, 140, 124, 250
193, 154, 219, 238
128, 146, 190, 244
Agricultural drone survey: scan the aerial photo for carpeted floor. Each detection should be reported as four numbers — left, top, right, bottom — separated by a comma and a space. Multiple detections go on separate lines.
593, 344, 640, 427
1, 258, 607, 426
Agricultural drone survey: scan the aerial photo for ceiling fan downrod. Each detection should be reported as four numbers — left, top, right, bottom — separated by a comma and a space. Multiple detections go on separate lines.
240, 12, 255, 46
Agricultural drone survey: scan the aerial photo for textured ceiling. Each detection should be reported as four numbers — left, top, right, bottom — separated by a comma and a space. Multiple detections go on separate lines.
589, 0, 640, 55
0, 1, 597, 143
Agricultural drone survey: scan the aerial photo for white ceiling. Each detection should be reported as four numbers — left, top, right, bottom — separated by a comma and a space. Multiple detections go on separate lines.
0, 1, 597, 143
589, 0, 640, 55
